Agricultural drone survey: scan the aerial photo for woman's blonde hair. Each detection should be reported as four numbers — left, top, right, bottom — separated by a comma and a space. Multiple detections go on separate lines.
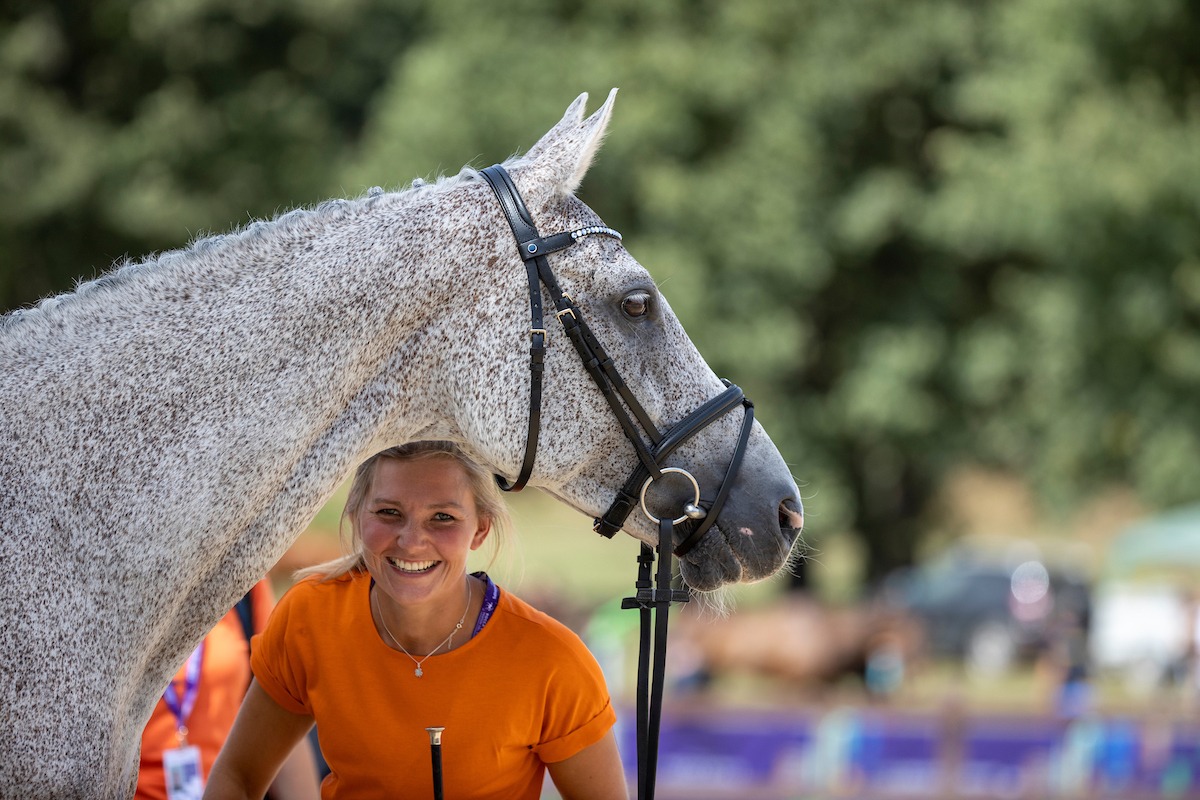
295, 441, 511, 581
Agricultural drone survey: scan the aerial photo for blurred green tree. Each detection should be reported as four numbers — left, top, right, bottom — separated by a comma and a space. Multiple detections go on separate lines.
0, 0, 428, 307
4, 0, 1198, 584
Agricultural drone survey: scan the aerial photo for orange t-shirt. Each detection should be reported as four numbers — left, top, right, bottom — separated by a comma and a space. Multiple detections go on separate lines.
251, 570, 616, 800
136, 581, 275, 799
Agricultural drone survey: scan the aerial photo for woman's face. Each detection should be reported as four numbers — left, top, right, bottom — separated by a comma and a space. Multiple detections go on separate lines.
357, 456, 491, 610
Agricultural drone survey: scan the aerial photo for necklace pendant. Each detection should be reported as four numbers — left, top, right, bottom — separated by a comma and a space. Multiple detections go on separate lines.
414, 666, 423, 677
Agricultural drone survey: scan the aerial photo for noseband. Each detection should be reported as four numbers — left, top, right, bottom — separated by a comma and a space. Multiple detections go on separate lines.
480, 164, 756, 799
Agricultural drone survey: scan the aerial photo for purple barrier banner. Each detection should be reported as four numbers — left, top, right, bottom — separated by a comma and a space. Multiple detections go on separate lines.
616, 706, 1200, 799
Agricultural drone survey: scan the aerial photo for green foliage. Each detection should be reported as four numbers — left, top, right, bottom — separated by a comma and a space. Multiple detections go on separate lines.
0, 0, 427, 303
4, 0, 1199, 581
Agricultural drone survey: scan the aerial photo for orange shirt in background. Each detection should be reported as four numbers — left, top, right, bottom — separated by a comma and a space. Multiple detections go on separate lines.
251, 570, 616, 800
136, 580, 275, 800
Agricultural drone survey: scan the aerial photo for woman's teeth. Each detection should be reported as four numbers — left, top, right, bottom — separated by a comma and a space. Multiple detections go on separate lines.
388, 558, 437, 573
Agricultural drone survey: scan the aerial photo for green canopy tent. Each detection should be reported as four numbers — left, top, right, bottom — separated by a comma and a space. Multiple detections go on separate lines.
1106, 503, 1200, 578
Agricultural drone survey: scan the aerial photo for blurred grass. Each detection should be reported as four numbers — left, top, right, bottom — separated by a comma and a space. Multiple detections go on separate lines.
481, 490, 642, 603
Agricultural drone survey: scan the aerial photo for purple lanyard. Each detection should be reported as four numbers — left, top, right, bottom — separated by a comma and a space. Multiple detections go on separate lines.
163, 642, 205, 738
471, 573, 500, 637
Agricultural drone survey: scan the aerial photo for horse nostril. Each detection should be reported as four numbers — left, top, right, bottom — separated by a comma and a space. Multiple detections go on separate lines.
778, 497, 804, 532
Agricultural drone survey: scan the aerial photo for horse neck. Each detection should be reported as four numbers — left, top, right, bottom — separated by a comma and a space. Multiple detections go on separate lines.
9, 195, 454, 411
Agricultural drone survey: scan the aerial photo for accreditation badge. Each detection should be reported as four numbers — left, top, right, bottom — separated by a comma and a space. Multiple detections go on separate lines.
162, 744, 204, 800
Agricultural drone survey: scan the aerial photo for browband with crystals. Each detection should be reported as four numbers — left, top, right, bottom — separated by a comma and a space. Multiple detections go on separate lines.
571, 225, 622, 241
515, 224, 622, 260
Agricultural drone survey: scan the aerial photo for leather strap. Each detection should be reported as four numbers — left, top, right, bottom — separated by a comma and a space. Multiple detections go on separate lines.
621, 524, 688, 800
673, 398, 755, 556
482, 165, 544, 491
481, 164, 663, 489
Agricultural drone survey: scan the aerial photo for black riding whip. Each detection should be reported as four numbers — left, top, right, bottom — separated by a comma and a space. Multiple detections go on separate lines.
425, 726, 445, 800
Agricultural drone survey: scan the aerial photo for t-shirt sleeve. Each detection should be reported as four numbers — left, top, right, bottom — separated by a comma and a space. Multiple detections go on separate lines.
249, 581, 312, 717
530, 631, 618, 764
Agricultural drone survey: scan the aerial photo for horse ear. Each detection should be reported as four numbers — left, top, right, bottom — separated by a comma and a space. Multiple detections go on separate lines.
519, 88, 617, 197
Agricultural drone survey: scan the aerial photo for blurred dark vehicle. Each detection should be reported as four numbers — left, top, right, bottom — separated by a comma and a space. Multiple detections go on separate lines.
879, 545, 1092, 675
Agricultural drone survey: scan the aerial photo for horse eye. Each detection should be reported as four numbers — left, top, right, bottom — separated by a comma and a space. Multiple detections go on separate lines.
621, 291, 652, 319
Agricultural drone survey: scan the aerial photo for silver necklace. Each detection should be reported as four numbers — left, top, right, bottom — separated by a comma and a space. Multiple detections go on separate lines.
373, 578, 472, 678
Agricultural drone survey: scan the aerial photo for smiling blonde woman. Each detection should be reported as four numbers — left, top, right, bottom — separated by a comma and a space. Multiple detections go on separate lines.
204, 442, 628, 800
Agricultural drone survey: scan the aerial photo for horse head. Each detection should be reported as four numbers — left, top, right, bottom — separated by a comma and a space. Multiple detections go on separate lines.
422, 91, 804, 591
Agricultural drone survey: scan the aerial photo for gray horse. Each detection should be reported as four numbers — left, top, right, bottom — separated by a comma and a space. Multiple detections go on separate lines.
0, 90, 803, 797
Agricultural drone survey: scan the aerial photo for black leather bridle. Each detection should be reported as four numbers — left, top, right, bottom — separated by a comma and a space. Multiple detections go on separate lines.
480, 164, 756, 799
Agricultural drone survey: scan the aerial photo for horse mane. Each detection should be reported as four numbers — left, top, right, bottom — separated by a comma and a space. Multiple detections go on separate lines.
0, 166, 487, 333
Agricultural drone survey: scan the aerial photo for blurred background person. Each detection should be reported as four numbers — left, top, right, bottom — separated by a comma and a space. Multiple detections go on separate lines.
136, 579, 320, 800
